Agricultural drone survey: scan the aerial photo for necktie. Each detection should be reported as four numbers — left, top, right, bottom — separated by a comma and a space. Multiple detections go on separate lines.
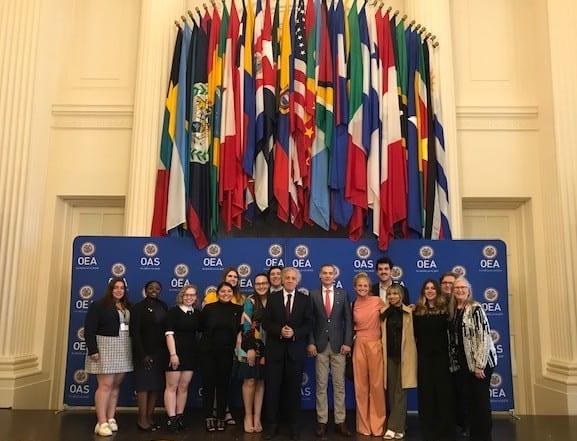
285, 293, 292, 318
324, 289, 332, 317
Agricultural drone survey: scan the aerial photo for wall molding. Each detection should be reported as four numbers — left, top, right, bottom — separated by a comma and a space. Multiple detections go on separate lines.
456, 105, 539, 131
51, 104, 133, 129
545, 359, 577, 385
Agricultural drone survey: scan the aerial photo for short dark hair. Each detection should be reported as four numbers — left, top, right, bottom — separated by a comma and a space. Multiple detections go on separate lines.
376, 256, 394, 268
216, 281, 235, 295
440, 271, 458, 283
267, 265, 284, 277
144, 280, 162, 291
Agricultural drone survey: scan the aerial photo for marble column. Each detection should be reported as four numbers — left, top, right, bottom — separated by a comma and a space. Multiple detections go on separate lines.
0, 0, 43, 406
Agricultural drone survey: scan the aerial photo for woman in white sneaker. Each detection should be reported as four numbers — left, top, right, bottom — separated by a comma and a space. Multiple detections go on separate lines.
381, 284, 417, 440
84, 277, 133, 437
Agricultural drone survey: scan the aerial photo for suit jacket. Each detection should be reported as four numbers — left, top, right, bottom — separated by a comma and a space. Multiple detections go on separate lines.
371, 282, 411, 305
308, 287, 353, 353
263, 290, 312, 363
84, 298, 131, 356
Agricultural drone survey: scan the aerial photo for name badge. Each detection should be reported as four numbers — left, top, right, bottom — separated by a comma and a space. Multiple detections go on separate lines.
120, 323, 129, 331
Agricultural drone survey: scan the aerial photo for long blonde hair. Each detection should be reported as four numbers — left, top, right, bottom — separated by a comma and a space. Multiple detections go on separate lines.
175, 284, 198, 307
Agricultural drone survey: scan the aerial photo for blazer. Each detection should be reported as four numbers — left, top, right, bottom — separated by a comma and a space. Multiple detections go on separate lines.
130, 297, 168, 364
308, 287, 353, 353
263, 290, 312, 363
371, 282, 411, 305
84, 298, 130, 356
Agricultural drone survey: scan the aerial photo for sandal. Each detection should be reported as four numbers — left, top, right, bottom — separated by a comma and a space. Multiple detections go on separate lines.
224, 412, 236, 425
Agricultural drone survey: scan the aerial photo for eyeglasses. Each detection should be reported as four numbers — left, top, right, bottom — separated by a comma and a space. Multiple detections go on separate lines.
454, 286, 468, 291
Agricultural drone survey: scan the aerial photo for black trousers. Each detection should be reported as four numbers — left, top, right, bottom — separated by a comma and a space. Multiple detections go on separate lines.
264, 353, 304, 429
453, 366, 493, 441
417, 354, 455, 441
200, 347, 234, 419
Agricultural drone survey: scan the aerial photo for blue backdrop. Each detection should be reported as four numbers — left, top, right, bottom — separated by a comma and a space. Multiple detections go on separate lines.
65, 236, 513, 411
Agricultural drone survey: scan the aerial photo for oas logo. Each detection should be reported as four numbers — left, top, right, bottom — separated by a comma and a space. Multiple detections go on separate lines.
207, 244, 221, 258
333, 265, 341, 279
205, 285, 217, 296
79, 285, 94, 300
490, 373, 503, 388
295, 244, 309, 259
391, 266, 404, 280
419, 246, 434, 259
80, 242, 95, 256
77, 327, 85, 341
269, 244, 283, 258
143, 243, 158, 257
301, 372, 309, 387
356, 246, 371, 260
111, 263, 126, 277
73, 369, 89, 385
452, 265, 467, 277
491, 330, 501, 344
483, 245, 498, 259
238, 263, 251, 278
174, 264, 189, 278
484, 288, 499, 302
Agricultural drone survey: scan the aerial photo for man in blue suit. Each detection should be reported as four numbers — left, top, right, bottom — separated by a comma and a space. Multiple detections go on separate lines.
307, 264, 353, 438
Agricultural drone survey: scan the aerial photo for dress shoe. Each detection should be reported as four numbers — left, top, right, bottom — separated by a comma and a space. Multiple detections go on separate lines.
335, 422, 352, 437
175, 414, 186, 430
167, 416, 179, 433
315, 422, 327, 438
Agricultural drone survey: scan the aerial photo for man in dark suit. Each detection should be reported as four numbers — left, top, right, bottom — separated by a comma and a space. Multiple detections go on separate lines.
371, 256, 410, 305
263, 267, 312, 440
307, 264, 353, 438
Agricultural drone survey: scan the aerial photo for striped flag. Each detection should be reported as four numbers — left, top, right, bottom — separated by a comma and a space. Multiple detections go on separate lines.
328, 0, 352, 227
345, 1, 367, 240
416, 35, 429, 229
273, 0, 292, 223
151, 29, 183, 236
166, 23, 192, 233
428, 39, 451, 238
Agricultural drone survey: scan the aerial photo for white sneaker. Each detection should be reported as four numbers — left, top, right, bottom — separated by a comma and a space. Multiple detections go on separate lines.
394, 433, 404, 439
95, 422, 113, 436
383, 429, 396, 439
107, 418, 118, 432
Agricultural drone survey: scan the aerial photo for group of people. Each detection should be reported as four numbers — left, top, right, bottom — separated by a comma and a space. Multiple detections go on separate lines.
83, 259, 497, 441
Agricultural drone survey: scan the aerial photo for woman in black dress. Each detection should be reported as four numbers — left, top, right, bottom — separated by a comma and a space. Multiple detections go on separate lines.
413, 279, 455, 441
130, 280, 168, 431
199, 281, 243, 432
163, 284, 200, 432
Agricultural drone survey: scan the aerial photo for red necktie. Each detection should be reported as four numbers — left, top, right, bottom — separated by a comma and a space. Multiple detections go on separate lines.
324, 289, 332, 317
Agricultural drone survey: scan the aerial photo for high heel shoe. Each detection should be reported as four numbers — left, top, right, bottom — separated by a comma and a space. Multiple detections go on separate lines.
217, 419, 226, 431
205, 418, 216, 432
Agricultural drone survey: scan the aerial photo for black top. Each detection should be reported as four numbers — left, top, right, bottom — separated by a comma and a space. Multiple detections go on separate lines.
383, 305, 403, 360
165, 306, 201, 360
84, 298, 130, 355
130, 297, 169, 366
451, 308, 468, 370
413, 310, 450, 357
199, 301, 243, 353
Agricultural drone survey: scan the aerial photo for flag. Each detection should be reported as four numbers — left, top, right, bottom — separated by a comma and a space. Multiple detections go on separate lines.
309, 0, 333, 230
345, 1, 367, 240
328, 0, 352, 227
376, 8, 405, 249
187, 18, 210, 248
210, 3, 229, 237
273, 0, 292, 222
241, 0, 256, 220
166, 23, 192, 233
151, 29, 183, 236
252, 0, 276, 212
422, 38, 436, 239
428, 39, 451, 238
416, 35, 429, 230
406, 27, 423, 237
219, 0, 242, 231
